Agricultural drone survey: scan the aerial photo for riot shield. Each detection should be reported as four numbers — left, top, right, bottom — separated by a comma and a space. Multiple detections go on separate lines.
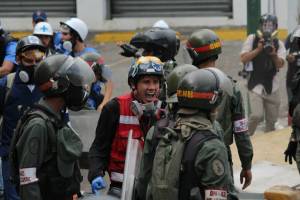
69, 110, 100, 152
69, 110, 100, 169
121, 130, 143, 200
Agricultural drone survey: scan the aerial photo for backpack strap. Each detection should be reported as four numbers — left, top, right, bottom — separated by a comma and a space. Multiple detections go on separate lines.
179, 130, 219, 200
4, 72, 16, 104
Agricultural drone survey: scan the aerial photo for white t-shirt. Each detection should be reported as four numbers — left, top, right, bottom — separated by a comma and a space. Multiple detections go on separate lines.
240, 34, 286, 95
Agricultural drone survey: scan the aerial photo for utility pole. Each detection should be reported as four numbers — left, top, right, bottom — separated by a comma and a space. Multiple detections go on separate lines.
247, 0, 261, 35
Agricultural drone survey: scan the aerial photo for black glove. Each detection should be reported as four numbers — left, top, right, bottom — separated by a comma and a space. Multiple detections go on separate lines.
119, 44, 138, 57
284, 141, 297, 164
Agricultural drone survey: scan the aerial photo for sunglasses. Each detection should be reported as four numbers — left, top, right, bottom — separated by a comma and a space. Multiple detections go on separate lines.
21, 49, 45, 65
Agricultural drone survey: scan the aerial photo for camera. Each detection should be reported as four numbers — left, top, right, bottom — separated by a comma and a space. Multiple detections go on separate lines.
257, 30, 277, 54
238, 69, 249, 79
263, 32, 274, 54
291, 51, 300, 67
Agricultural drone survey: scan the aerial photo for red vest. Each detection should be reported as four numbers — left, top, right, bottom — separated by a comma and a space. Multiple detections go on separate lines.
108, 93, 144, 183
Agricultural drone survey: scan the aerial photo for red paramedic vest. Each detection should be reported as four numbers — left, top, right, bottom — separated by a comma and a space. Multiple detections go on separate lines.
108, 93, 144, 183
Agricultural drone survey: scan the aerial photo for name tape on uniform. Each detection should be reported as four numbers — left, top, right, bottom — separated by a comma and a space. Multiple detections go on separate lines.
205, 189, 227, 200
20, 167, 39, 185
233, 118, 248, 133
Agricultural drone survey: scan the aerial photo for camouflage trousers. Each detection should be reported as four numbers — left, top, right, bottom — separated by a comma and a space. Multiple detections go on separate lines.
296, 143, 300, 174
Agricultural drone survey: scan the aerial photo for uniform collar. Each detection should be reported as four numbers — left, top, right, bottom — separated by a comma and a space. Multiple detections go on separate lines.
38, 98, 63, 121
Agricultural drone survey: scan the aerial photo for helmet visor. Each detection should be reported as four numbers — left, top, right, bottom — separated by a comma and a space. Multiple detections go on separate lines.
21, 49, 45, 65
137, 56, 163, 72
64, 57, 95, 88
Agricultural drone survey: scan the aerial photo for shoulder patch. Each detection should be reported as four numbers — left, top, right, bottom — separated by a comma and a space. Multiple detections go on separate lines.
29, 137, 40, 155
212, 159, 225, 176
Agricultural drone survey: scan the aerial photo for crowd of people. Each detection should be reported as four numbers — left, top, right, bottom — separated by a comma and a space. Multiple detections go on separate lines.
0, 9, 298, 200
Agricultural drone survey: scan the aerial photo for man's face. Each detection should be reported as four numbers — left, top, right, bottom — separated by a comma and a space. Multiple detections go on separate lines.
135, 75, 160, 103
60, 24, 72, 41
262, 21, 275, 33
37, 35, 51, 47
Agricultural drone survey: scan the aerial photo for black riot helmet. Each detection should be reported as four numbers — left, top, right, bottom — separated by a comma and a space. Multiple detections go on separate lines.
186, 29, 222, 66
289, 26, 300, 53
130, 28, 177, 62
177, 69, 223, 112
34, 54, 95, 111
16, 35, 46, 55
259, 13, 278, 34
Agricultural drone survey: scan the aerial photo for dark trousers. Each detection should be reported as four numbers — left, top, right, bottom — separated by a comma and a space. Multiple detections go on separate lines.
2, 158, 19, 200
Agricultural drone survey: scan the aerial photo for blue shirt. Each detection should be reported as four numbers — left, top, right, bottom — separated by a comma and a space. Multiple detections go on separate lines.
0, 72, 43, 157
86, 81, 104, 110
53, 32, 64, 53
4, 41, 17, 64
53, 31, 99, 56
73, 47, 98, 57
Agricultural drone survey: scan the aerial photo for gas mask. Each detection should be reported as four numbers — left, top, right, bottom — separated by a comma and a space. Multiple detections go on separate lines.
63, 84, 90, 111
257, 29, 278, 54
19, 65, 35, 84
258, 21, 278, 54
261, 20, 276, 34
130, 100, 163, 119
63, 40, 73, 54
60, 24, 76, 54
19, 49, 45, 84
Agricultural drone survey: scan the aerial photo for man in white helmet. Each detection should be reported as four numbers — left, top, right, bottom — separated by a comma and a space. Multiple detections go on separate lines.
152, 20, 169, 29
33, 22, 55, 56
54, 18, 98, 57
53, 18, 112, 111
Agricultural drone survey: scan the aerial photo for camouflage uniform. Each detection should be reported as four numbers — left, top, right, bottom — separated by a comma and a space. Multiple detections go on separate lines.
289, 103, 300, 173
217, 79, 253, 176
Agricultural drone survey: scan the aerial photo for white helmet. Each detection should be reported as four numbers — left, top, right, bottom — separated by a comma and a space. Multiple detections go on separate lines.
153, 20, 169, 29
33, 22, 53, 36
61, 18, 88, 41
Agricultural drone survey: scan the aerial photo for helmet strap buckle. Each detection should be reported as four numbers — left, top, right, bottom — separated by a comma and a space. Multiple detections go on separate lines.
50, 78, 58, 89
209, 91, 219, 104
